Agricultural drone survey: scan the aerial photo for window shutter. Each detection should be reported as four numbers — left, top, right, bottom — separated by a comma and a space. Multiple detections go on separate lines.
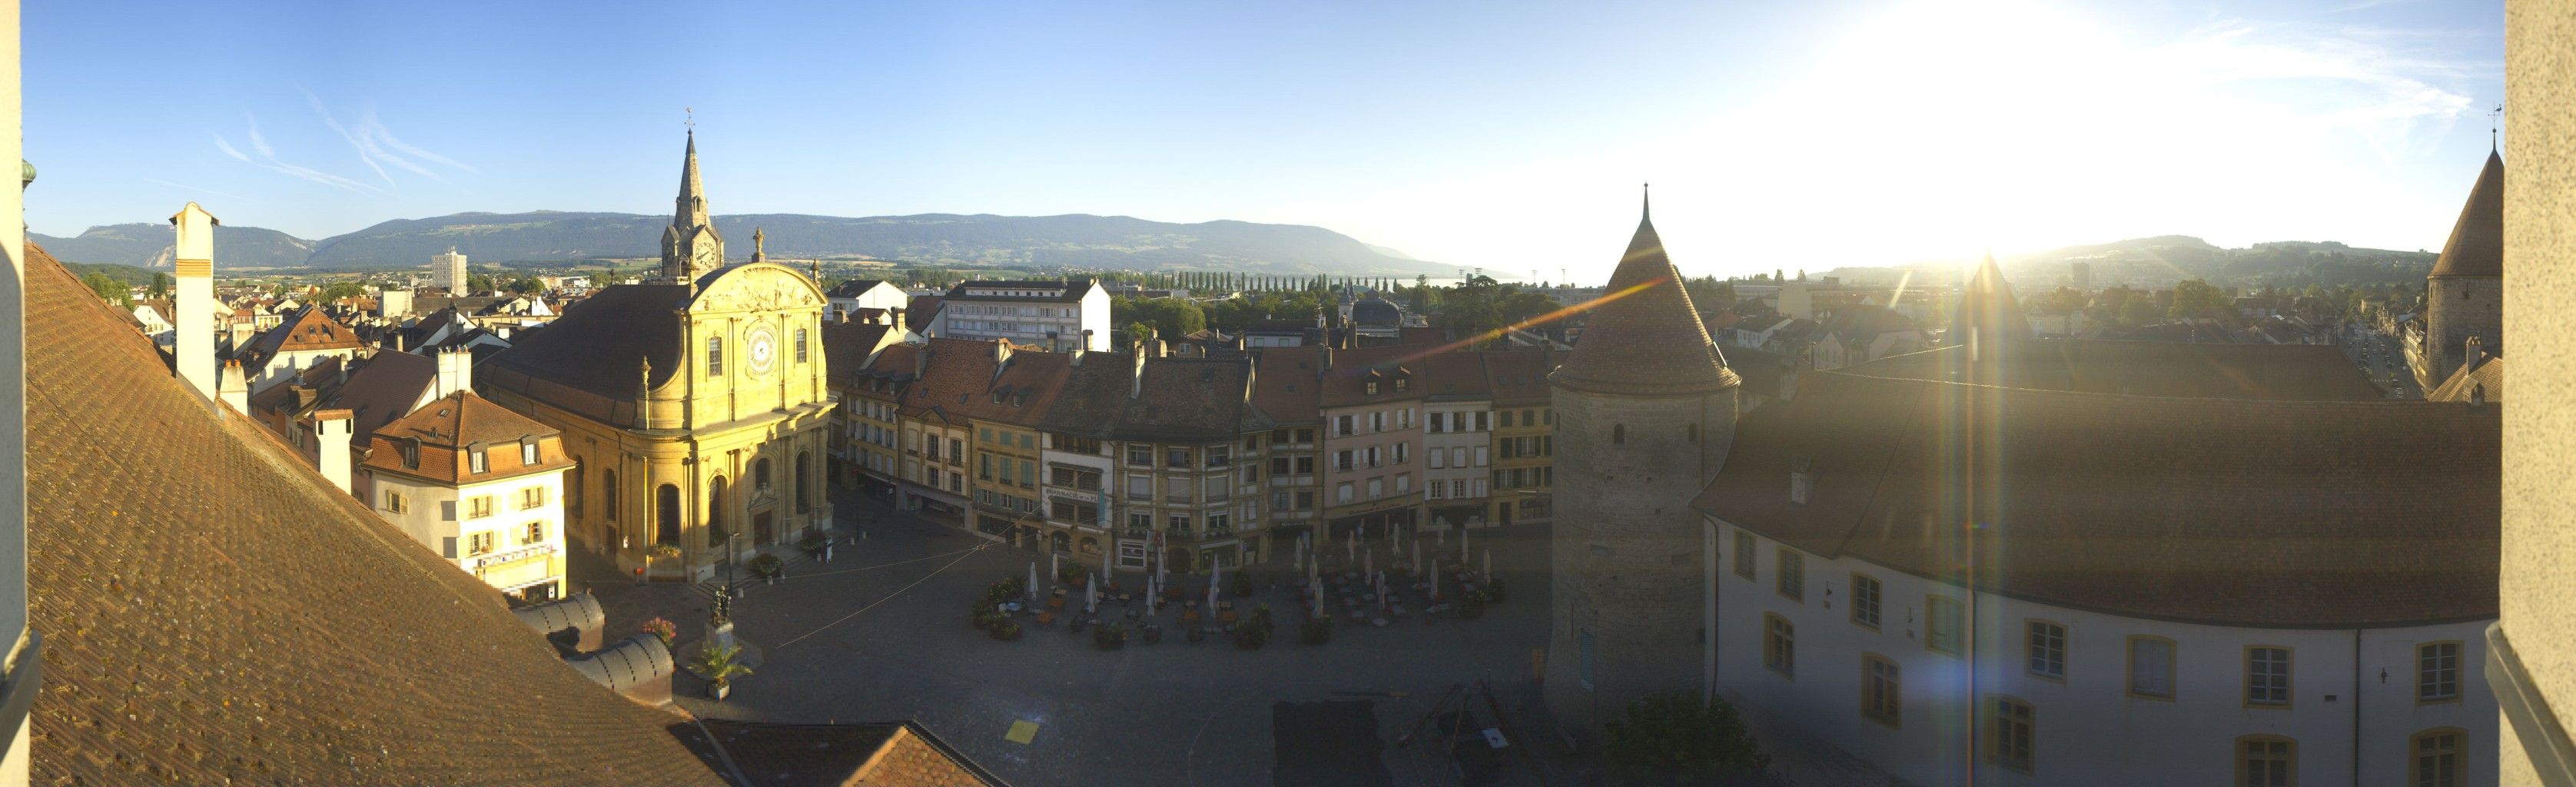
441, 536, 458, 558
441, 500, 456, 521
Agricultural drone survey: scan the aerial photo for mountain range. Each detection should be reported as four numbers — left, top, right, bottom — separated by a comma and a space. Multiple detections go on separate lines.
1821, 235, 2438, 289
32, 211, 1446, 276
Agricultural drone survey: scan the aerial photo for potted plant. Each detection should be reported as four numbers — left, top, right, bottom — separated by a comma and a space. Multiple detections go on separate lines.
692, 643, 752, 700
640, 617, 678, 648
991, 619, 1023, 641
1094, 622, 1127, 650
1230, 570, 1254, 599
1059, 563, 1087, 587
971, 601, 1000, 629
1234, 605, 1276, 649
1300, 615, 1332, 646
798, 530, 828, 557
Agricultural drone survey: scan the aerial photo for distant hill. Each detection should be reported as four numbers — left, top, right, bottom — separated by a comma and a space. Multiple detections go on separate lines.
36, 211, 1447, 277
1821, 235, 2435, 289
33, 223, 313, 269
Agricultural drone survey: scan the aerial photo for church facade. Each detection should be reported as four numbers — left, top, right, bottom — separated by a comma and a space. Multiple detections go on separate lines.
480, 132, 833, 581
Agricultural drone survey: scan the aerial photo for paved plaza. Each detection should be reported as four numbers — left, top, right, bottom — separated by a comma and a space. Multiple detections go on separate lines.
578, 487, 1585, 787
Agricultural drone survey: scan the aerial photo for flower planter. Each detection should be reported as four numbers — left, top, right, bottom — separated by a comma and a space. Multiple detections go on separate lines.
710, 682, 730, 700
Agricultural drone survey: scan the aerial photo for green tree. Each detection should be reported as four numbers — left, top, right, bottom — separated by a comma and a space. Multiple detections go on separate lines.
2169, 278, 2230, 319
2120, 297, 2160, 327
81, 271, 131, 307
506, 275, 544, 294
1602, 692, 1770, 782
320, 281, 367, 303
466, 272, 495, 294
148, 272, 172, 300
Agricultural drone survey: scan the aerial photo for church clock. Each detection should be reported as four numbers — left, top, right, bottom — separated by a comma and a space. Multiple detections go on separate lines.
745, 324, 778, 377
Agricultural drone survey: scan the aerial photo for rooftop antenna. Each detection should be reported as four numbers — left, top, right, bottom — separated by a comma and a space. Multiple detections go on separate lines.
2489, 103, 2503, 151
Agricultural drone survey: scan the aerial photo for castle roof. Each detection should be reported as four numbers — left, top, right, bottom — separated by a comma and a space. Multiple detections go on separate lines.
1946, 254, 2033, 344
1694, 370, 2498, 628
2429, 150, 2504, 278
22, 242, 728, 784
1549, 194, 1736, 396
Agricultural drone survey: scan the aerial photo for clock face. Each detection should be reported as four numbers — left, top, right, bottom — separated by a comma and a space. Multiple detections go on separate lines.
745, 326, 778, 376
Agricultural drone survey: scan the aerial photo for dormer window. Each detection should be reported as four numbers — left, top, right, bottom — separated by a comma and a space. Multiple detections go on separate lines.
1394, 377, 1409, 393
1366, 381, 1379, 395
470, 449, 490, 474
521, 440, 539, 466
1790, 455, 1815, 505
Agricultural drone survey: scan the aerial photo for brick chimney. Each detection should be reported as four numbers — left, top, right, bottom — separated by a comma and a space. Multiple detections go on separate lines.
1130, 345, 1148, 399
435, 345, 472, 400
170, 202, 219, 400
313, 409, 354, 495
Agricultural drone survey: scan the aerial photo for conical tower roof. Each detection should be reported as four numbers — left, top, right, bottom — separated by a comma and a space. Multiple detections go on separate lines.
1947, 253, 2033, 345
674, 129, 711, 229
1551, 191, 1736, 396
2429, 150, 2503, 278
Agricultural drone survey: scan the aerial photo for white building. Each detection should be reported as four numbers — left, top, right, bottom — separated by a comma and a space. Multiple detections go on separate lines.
1420, 352, 1492, 529
1691, 351, 2498, 786
825, 279, 909, 323
234, 305, 367, 395
433, 246, 468, 293
933, 279, 1110, 353
359, 388, 573, 603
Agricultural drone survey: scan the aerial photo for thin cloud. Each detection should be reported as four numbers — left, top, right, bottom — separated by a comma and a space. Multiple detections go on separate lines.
302, 87, 476, 185
215, 115, 382, 194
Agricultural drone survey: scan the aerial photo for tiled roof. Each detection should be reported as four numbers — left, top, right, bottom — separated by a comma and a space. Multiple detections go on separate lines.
943, 280, 1099, 302
1482, 350, 1554, 407
2428, 355, 2504, 403
362, 391, 576, 485
908, 295, 946, 327
1249, 347, 1323, 424
822, 320, 896, 382
2429, 150, 2504, 278
1841, 340, 2383, 401
330, 351, 441, 444
674, 719, 1008, 787
241, 304, 363, 368
1318, 344, 1426, 407
1041, 355, 1260, 443
1422, 351, 1491, 400
479, 284, 692, 423
826, 279, 895, 298
1549, 201, 1736, 396
1692, 370, 2498, 628
1349, 298, 1401, 327
22, 243, 726, 785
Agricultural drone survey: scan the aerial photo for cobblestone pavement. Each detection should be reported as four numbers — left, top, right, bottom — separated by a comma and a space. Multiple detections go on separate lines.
575, 487, 1588, 787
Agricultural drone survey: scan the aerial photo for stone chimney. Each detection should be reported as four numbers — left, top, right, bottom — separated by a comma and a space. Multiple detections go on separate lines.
914, 346, 930, 378
1070, 332, 1088, 366
890, 307, 907, 333
171, 202, 219, 400
313, 409, 354, 495
1130, 347, 1148, 399
217, 359, 248, 413
435, 345, 473, 400
2466, 336, 2485, 369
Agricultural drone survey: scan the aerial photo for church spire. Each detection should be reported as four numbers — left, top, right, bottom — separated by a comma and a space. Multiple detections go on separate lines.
660, 127, 725, 284
676, 129, 709, 231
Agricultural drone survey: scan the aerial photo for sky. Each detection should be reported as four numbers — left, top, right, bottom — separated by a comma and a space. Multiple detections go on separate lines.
25, 0, 2503, 282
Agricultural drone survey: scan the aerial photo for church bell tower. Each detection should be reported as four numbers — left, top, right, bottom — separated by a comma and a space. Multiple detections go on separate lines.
660, 129, 725, 285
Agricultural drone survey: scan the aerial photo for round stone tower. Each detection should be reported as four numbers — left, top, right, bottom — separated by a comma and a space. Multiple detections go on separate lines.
2421, 149, 2503, 389
1543, 193, 1739, 737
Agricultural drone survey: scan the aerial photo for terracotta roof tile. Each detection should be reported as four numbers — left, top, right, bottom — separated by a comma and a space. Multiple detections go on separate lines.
1250, 347, 1323, 424
22, 243, 725, 785
480, 284, 692, 423
1843, 340, 2383, 401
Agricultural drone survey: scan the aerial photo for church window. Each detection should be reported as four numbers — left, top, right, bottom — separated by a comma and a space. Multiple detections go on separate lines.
707, 337, 724, 375
755, 458, 773, 491
795, 328, 809, 364
604, 470, 619, 521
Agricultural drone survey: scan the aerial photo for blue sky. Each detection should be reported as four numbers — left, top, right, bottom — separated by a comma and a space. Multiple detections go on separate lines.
26, 0, 2502, 281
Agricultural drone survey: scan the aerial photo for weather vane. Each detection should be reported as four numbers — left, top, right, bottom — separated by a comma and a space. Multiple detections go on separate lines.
2490, 103, 2503, 150
686, 106, 695, 131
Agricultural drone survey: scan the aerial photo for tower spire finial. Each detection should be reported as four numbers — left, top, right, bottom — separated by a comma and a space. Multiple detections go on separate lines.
2490, 103, 2503, 151
1642, 181, 1651, 221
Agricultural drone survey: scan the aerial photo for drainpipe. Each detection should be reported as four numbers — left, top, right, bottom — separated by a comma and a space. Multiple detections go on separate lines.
2359, 624, 2369, 784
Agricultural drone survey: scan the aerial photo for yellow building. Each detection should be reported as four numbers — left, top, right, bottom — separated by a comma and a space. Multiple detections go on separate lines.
480, 131, 832, 582
1486, 350, 1555, 526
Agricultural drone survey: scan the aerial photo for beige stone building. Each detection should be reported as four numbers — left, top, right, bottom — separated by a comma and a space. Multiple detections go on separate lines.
480, 132, 832, 581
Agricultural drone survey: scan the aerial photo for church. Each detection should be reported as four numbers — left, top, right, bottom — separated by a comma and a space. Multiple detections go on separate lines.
480, 131, 835, 581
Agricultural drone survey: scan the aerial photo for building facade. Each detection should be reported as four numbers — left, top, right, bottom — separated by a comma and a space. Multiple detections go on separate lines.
1486, 350, 1555, 528
2414, 150, 2504, 392
1317, 345, 1426, 543
934, 279, 1110, 352
1421, 351, 1493, 530
479, 133, 833, 582
360, 391, 573, 602
433, 246, 468, 293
